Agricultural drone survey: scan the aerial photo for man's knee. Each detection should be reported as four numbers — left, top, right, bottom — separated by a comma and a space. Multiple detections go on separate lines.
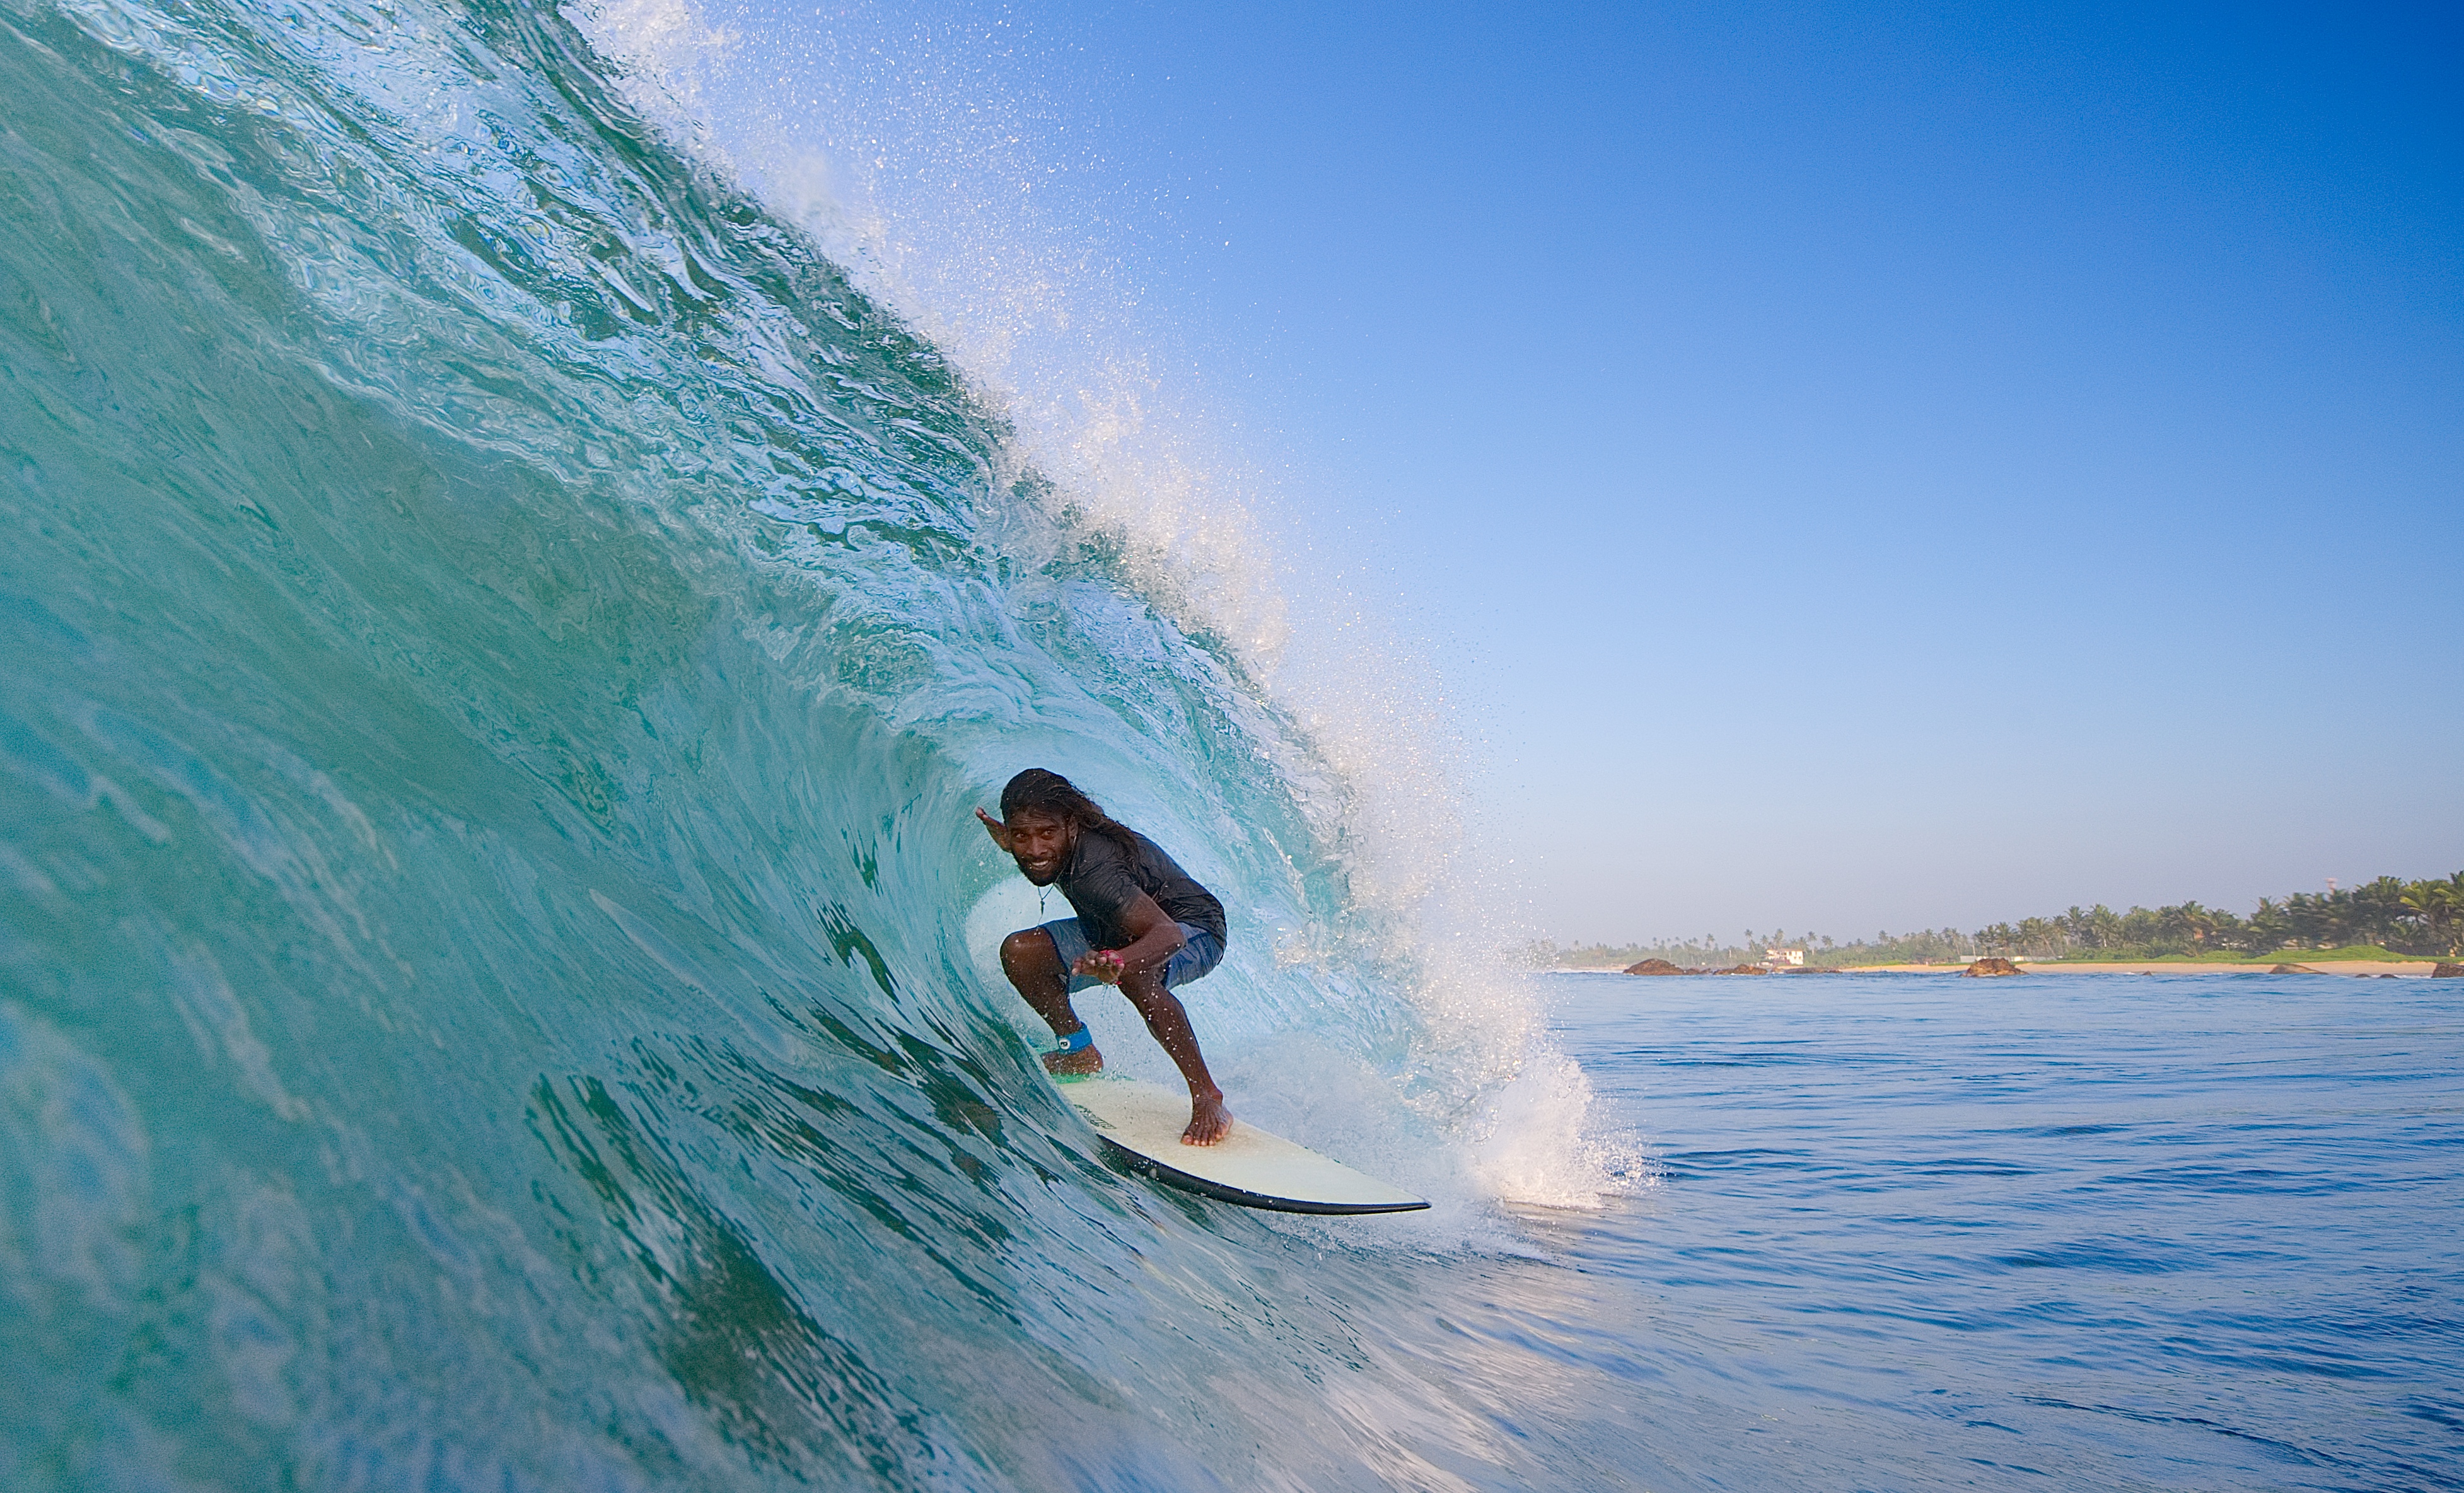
1000, 927, 1057, 978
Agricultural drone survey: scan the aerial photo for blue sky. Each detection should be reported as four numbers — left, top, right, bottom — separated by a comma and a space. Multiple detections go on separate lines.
686, 0, 2461, 941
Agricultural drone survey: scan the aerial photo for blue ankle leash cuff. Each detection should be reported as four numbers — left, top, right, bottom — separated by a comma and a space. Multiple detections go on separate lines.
1050, 1026, 1092, 1055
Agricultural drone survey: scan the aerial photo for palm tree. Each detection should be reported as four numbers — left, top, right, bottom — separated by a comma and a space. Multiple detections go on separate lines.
2400, 874, 2464, 956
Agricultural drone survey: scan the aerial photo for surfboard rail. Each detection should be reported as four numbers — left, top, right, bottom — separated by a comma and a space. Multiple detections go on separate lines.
1089, 1135, 1431, 1214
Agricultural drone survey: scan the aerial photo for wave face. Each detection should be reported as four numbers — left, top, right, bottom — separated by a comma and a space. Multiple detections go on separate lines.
0, 0, 1600, 1487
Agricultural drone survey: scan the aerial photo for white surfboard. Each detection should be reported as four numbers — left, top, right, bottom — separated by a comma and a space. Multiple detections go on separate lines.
1062, 1076, 1428, 1215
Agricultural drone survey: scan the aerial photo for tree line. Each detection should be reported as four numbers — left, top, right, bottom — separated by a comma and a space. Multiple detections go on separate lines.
1546, 928, 1834, 970
1962, 872, 2464, 960
1542, 870, 2464, 968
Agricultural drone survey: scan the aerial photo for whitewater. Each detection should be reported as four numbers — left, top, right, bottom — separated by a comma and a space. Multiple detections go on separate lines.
9, 0, 2464, 1488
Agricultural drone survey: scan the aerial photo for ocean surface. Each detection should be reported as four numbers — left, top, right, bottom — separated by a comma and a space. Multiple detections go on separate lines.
4, 0, 2461, 1485
1539, 970, 2464, 1491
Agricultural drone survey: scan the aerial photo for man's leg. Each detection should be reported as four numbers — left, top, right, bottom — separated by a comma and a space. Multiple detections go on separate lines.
1119, 970, 1231, 1146
999, 927, 1102, 1076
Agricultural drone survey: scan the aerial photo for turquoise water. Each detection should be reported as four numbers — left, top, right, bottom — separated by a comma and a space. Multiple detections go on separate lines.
2, 0, 1595, 1484
4, 0, 2461, 1485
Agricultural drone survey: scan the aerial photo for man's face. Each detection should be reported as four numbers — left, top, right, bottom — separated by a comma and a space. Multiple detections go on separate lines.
1006, 810, 1074, 886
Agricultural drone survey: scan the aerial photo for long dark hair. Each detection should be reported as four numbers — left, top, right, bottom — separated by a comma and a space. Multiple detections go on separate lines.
999, 769, 1136, 847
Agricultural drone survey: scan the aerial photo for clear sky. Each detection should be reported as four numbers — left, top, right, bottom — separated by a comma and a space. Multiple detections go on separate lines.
663, 0, 2461, 942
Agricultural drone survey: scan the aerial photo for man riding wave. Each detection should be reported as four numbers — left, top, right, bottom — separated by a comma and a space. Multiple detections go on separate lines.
975, 769, 1233, 1145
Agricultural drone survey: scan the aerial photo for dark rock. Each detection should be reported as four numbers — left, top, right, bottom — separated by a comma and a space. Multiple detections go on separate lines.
1711, 963, 1769, 975
2271, 963, 2316, 974
1961, 957, 2021, 977
2434, 963, 2464, 979
1622, 958, 1688, 976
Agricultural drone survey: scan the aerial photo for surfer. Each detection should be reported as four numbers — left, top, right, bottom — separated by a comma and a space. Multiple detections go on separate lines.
975, 769, 1234, 1146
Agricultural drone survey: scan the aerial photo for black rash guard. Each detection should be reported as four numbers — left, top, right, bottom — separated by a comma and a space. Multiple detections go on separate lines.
1055, 826, 1228, 951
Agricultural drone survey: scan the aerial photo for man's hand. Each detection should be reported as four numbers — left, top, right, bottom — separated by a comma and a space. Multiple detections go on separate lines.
973, 807, 1013, 854
1078, 894, 1183, 990
1071, 949, 1127, 986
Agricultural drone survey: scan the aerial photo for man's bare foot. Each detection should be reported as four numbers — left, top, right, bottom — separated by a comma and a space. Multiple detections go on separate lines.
1042, 1044, 1103, 1078
1181, 1091, 1233, 1146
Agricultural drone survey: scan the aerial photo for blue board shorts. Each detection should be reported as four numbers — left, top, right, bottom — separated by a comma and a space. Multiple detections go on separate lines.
1042, 918, 1224, 994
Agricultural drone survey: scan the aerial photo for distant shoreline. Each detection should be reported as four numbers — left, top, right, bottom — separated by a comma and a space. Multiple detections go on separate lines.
1842, 960, 2449, 977
1553, 960, 2455, 979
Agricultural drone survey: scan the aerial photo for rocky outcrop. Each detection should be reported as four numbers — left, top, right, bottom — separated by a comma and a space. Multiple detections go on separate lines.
1618, 956, 1809, 976
1622, 958, 1688, 976
2271, 963, 2318, 974
2435, 962, 2464, 979
1961, 957, 2021, 977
